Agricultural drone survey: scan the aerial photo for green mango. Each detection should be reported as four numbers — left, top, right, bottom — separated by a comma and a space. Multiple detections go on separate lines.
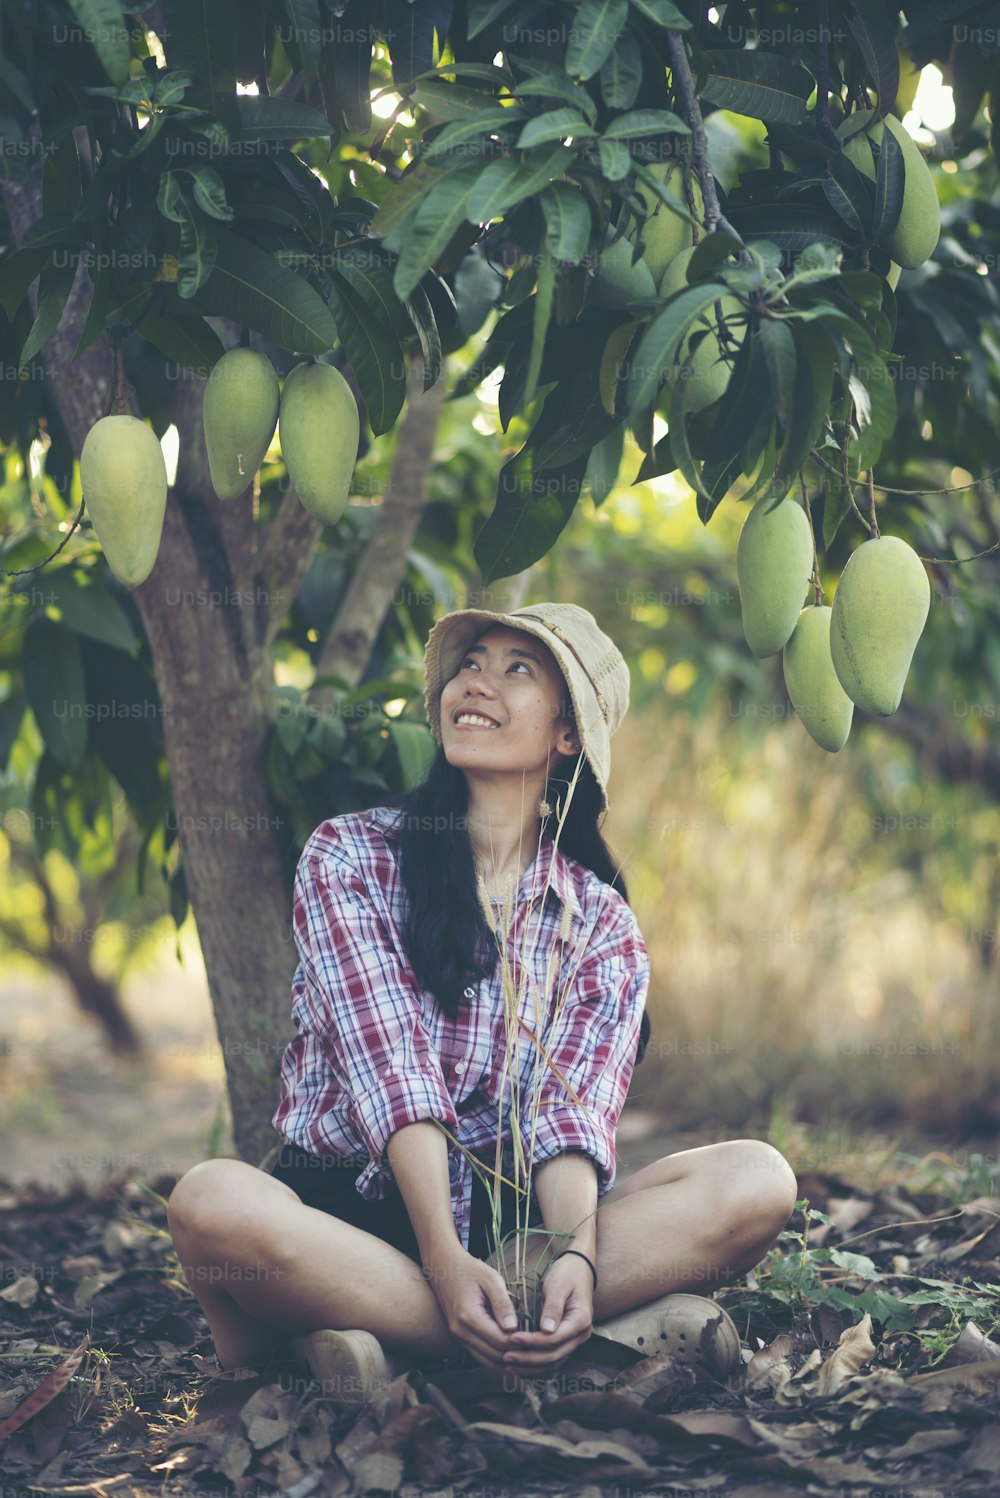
629, 159, 704, 286
591, 234, 658, 308
830, 534, 930, 716
279, 362, 360, 525
838, 109, 940, 269
203, 347, 280, 501
80, 414, 168, 588
782, 605, 854, 751
736, 494, 815, 658
658, 245, 746, 413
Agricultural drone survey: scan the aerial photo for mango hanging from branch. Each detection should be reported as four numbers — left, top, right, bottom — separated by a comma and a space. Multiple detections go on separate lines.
830, 535, 930, 716
279, 362, 360, 526
736, 494, 815, 658
80, 415, 168, 588
203, 347, 280, 502
782, 605, 855, 751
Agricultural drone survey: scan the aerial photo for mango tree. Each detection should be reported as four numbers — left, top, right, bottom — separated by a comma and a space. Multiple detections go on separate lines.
1, 0, 998, 1160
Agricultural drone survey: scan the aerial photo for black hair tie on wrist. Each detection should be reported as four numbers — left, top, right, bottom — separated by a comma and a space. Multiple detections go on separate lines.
550, 1248, 598, 1292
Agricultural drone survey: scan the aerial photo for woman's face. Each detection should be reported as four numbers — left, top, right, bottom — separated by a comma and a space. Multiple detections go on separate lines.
439, 625, 580, 778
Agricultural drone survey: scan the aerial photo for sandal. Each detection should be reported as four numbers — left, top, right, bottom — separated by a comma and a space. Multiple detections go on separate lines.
289, 1328, 408, 1405
591, 1292, 742, 1380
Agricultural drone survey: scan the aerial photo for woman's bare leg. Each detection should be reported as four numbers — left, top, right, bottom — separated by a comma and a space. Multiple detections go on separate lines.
166, 1138, 796, 1370
492, 1139, 798, 1320
166, 1161, 465, 1371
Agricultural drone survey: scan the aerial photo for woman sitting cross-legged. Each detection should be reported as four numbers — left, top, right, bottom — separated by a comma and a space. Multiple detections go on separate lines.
167, 601, 797, 1401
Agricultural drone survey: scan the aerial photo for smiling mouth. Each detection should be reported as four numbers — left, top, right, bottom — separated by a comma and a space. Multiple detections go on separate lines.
454, 713, 501, 729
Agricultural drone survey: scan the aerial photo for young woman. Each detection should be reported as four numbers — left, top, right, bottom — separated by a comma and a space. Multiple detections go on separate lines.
167, 602, 797, 1398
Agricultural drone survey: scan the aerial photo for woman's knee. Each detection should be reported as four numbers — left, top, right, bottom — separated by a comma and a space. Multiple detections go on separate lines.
715, 1139, 798, 1248
167, 1157, 299, 1251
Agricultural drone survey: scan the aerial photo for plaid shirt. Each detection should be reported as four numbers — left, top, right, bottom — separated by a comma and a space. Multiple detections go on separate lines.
272, 803, 651, 1253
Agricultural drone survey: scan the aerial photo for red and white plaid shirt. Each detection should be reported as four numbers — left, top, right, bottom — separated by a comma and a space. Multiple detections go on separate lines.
272, 803, 651, 1252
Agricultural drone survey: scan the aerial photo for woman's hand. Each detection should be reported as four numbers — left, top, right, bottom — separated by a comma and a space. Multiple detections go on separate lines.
501, 1254, 594, 1373
423, 1246, 523, 1369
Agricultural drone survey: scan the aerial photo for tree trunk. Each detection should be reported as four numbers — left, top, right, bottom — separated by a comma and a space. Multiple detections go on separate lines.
4, 150, 458, 1164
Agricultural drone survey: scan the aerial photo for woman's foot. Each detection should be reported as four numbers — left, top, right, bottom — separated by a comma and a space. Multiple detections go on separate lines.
591, 1292, 743, 1380
289, 1328, 409, 1406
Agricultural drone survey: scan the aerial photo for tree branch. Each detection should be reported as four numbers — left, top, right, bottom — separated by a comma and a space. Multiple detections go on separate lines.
665, 31, 749, 252
308, 353, 449, 712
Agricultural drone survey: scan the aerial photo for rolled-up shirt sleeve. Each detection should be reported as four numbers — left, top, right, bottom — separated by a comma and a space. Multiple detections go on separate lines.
292, 837, 458, 1168
521, 901, 650, 1195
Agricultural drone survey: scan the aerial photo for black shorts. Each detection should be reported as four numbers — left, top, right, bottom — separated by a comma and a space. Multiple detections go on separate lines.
265, 1140, 545, 1264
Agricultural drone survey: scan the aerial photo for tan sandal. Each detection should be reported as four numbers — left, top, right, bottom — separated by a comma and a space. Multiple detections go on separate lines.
290, 1328, 408, 1405
591, 1292, 742, 1380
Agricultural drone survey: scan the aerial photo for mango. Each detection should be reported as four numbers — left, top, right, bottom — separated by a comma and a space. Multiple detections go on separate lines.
79, 414, 168, 588
830, 534, 930, 716
736, 494, 815, 657
838, 109, 940, 269
659, 245, 746, 412
629, 159, 704, 286
278, 361, 359, 525
203, 347, 280, 501
782, 605, 854, 751
591, 234, 658, 308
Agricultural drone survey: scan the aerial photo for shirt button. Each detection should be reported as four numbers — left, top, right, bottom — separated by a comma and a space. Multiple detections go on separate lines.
463, 986, 475, 998
455, 1061, 466, 1074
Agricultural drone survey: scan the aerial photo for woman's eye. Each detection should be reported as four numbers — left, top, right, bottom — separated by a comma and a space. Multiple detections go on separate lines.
458, 659, 526, 677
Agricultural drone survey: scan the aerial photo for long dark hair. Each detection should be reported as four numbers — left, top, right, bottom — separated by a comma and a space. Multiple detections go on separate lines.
366, 735, 651, 1065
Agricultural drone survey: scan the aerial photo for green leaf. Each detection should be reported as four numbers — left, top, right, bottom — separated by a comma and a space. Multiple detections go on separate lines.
872, 124, 906, 246
541, 182, 593, 262
18, 257, 77, 372
759, 317, 797, 432
598, 139, 633, 180
773, 320, 835, 486
600, 27, 642, 109
584, 421, 625, 504
325, 271, 407, 435
666, 369, 713, 508
628, 0, 690, 28
46, 570, 139, 653
66, 0, 130, 85
0, 692, 26, 774
234, 95, 334, 141
465, 157, 529, 221
514, 73, 599, 126
474, 445, 588, 584
420, 106, 526, 162
135, 306, 225, 376
628, 282, 730, 416
185, 165, 234, 222
725, 202, 855, 250
523, 255, 556, 408
695, 449, 745, 524
329, 244, 412, 340
403, 280, 443, 391
0, 247, 50, 319
385, 166, 482, 302
510, 142, 577, 198
190, 228, 338, 354
157, 172, 185, 224
386, 718, 436, 790
565, 0, 629, 81
283, 0, 323, 89
698, 49, 815, 124
23, 618, 88, 768
822, 152, 873, 237
468, 0, 519, 39
175, 198, 218, 297
602, 108, 689, 140
517, 110, 597, 149
154, 69, 197, 106
411, 82, 498, 122
844, 1, 899, 125
162, 0, 238, 106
